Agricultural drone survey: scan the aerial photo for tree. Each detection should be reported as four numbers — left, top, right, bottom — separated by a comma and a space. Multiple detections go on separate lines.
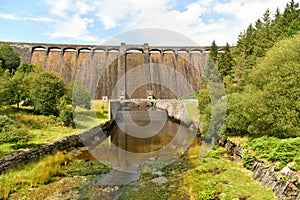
245, 34, 300, 138
0, 63, 37, 108
5, 73, 27, 108
0, 68, 11, 106
65, 81, 91, 110
209, 40, 218, 62
30, 71, 65, 116
218, 42, 234, 78
0, 44, 20, 74
223, 93, 251, 136
17, 62, 36, 75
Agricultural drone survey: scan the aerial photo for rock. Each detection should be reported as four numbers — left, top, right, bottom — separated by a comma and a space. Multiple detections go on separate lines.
150, 176, 169, 185
152, 170, 164, 176
221, 138, 300, 200
281, 167, 291, 175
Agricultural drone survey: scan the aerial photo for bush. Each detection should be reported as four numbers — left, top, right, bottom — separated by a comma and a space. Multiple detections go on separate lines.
242, 151, 255, 170
0, 115, 15, 130
0, 115, 33, 145
249, 136, 300, 170
59, 106, 74, 127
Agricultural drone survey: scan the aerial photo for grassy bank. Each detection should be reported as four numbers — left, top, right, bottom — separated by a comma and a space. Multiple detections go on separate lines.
1, 149, 111, 199
0, 152, 70, 199
0, 100, 108, 157
1, 141, 276, 199
117, 143, 275, 200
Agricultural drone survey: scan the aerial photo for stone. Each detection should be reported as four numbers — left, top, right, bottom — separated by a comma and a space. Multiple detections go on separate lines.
221, 138, 300, 200
152, 170, 164, 176
281, 166, 291, 175
150, 176, 169, 185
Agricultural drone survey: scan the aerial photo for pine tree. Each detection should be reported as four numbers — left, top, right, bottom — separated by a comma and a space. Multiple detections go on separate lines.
209, 40, 218, 62
218, 42, 233, 78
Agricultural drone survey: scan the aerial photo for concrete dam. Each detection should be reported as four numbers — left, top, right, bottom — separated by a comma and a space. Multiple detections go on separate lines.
0, 41, 225, 99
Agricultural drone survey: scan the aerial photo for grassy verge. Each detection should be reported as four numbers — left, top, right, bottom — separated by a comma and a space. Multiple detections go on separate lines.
74, 100, 108, 131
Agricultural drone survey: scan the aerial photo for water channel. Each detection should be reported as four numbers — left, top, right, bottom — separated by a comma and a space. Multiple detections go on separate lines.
83, 104, 195, 185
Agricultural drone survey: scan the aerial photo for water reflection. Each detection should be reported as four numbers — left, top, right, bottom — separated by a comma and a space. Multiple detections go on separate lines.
88, 109, 195, 185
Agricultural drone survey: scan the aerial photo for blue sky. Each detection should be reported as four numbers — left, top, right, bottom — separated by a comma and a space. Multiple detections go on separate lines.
0, 0, 290, 45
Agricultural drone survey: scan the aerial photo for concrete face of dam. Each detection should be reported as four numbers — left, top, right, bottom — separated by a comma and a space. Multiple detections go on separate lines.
0, 41, 225, 99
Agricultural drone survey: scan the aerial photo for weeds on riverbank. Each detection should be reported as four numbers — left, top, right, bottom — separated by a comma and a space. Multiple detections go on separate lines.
248, 136, 300, 171
0, 151, 69, 199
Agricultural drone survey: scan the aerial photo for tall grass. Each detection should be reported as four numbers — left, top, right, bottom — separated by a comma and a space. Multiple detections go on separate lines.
0, 152, 69, 199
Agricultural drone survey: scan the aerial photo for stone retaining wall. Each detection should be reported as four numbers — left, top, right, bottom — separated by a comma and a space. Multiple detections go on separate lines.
155, 100, 188, 121
219, 138, 300, 200
0, 121, 114, 174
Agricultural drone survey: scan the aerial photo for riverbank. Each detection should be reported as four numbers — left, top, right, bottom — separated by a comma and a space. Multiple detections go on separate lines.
3, 140, 276, 200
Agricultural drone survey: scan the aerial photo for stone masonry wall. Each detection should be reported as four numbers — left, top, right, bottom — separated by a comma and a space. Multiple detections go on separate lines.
155, 100, 188, 121
219, 138, 300, 200
0, 121, 114, 174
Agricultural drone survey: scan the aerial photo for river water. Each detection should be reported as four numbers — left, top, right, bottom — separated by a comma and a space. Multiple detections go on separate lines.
87, 109, 195, 185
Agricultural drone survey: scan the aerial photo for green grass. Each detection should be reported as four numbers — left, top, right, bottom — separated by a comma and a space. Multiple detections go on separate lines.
228, 136, 300, 171
182, 145, 275, 200
0, 151, 70, 199
184, 101, 199, 123
6, 149, 111, 200
0, 107, 75, 156
0, 101, 109, 157
118, 143, 275, 200
74, 100, 108, 130
248, 136, 300, 171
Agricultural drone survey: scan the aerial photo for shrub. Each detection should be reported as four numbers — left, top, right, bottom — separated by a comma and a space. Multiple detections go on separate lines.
59, 106, 74, 127
242, 151, 255, 170
0, 115, 33, 146
249, 137, 300, 170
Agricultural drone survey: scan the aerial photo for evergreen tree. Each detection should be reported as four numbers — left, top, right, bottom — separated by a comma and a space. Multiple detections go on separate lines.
218, 42, 233, 78
209, 40, 218, 62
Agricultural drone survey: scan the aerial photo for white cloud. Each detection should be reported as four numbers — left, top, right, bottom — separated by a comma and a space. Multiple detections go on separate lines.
46, 14, 99, 42
0, 12, 55, 23
40, 0, 291, 45
25, 17, 55, 23
43, 0, 100, 42
0, 13, 21, 20
44, 0, 74, 17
